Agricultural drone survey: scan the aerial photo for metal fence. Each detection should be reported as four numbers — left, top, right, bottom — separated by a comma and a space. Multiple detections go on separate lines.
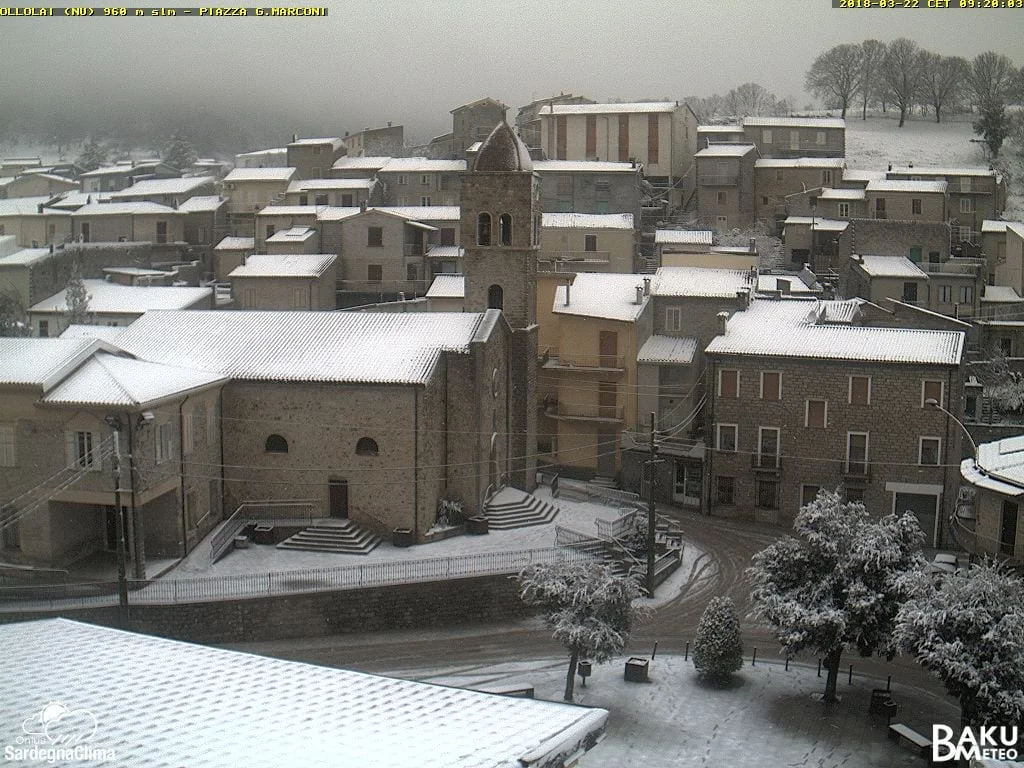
0, 546, 590, 613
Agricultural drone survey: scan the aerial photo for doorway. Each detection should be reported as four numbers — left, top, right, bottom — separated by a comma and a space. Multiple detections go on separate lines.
328, 480, 349, 518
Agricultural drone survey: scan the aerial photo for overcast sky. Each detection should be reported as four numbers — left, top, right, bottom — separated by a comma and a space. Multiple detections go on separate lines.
1, 0, 1020, 144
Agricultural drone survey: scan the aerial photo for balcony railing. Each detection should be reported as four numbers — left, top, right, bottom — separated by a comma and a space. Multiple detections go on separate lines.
403, 243, 427, 257
918, 257, 985, 275
542, 352, 626, 371
546, 403, 624, 422
752, 453, 781, 472
541, 250, 611, 264
698, 174, 738, 186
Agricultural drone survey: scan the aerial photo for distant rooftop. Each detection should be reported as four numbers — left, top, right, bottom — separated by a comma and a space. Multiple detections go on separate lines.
542, 212, 633, 230
223, 167, 297, 183
110, 176, 215, 198
652, 267, 755, 298
743, 116, 845, 129
866, 179, 947, 194
638, 335, 697, 365
887, 165, 998, 178
755, 158, 846, 169
533, 160, 638, 173
539, 101, 679, 115
553, 273, 650, 322
425, 274, 465, 299
229, 253, 336, 279
30, 280, 212, 314
853, 255, 927, 279
696, 144, 757, 159
214, 236, 255, 251
655, 229, 713, 246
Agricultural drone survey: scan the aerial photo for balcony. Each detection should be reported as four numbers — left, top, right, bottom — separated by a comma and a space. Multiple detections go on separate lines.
918, 257, 985, 276
542, 351, 626, 373
546, 402, 624, 423
698, 174, 738, 187
403, 243, 427, 257
541, 250, 611, 264
843, 461, 871, 483
752, 453, 781, 474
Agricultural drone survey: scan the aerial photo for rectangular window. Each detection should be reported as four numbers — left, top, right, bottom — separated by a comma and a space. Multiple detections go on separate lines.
292, 287, 307, 309
438, 227, 455, 246
756, 478, 780, 509
182, 411, 195, 455
397, 175, 408, 185
939, 285, 952, 303
618, 115, 629, 162
919, 437, 941, 466
718, 369, 739, 398
837, 202, 849, 218
156, 221, 168, 244
584, 234, 598, 252
556, 176, 573, 197
716, 476, 735, 505
960, 197, 972, 214
960, 177, 971, 193
585, 115, 597, 160
922, 380, 944, 408
758, 427, 780, 469
594, 178, 610, 196
846, 432, 869, 475
555, 115, 567, 160
265, 224, 275, 240
647, 113, 659, 165
421, 196, 432, 206
367, 264, 383, 282
717, 190, 727, 205
959, 285, 974, 304
420, 174, 430, 186
66, 430, 99, 471
760, 371, 781, 400
801, 484, 821, 508
665, 306, 682, 332
849, 375, 871, 405
822, 169, 832, 186
909, 247, 922, 263
912, 198, 922, 215
38, 320, 48, 338
439, 175, 450, 190
845, 487, 865, 504
762, 129, 773, 144
775, 169, 784, 182
367, 226, 383, 247
762, 196, 769, 206
816, 131, 826, 145
406, 263, 418, 281
716, 424, 737, 453
314, 194, 328, 206
156, 422, 172, 463
874, 197, 886, 218
0, 425, 15, 467
806, 399, 827, 428
242, 287, 256, 308
903, 282, 918, 303
297, 194, 308, 206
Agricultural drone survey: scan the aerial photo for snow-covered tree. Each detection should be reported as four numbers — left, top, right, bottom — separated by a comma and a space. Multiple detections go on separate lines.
63, 262, 92, 328
747, 489, 926, 703
919, 53, 969, 124
895, 560, 1024, 729
693, 596, 743, 682
518, 560, 645, 701
974, 99, 1011, 159
724, 83, 784, 118
163, 135, 198, 171
0, 289, 29, 337
968, 51, 1018, 106
805, 44, 863, 119
881, 38, 927, 128
75, 139, 108, 172
857, 40, 886, 120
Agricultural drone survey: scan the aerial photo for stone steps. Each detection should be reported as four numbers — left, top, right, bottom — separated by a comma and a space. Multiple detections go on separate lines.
484, 490, 560, 530
276, 521, 381, 555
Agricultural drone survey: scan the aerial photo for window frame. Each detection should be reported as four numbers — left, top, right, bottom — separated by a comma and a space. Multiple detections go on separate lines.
759, 371, 782, 401
922, 380, 944, 408
716, 476, 735, 505
805, 399, 827, 429
718, 368, 739, 398
155, 422, 172, 464
919, 436, 941, 466
665, 306, 682, 333
716, 423, 738, 453
846, 431, 869, 474
367, 226, 384, 247
849, 375, 871, 406
0, 424, 16, 467
757, 426, 780, 468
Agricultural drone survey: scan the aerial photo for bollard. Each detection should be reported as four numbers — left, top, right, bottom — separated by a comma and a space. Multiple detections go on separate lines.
785, 657, 789, 671
751, 647, 757, 667
684, 641, 689, 661
817, 659, 821, 677
886, 675, 891, 692
652, 641, 658, 660
848, 664, 853, 685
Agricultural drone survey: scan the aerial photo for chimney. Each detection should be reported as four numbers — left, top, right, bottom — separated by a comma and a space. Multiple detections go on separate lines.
716, 311, 729, 335
635, 286, 644, 304
748, 237, 756, 254
855, 253, 864, 264
360, 200, 367, 213
292, 133, 298, 143
777, 278, 791, 295
564, 281, 571, 306
643, 277, 651, 296
736, 287, 749, 310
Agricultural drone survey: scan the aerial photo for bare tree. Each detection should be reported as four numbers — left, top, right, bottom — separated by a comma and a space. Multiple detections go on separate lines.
725, 83, 783, 117
858, 39, 886, 119
920, 53, 969, 123
805, 43, 862, 119
968, 51, 1017, 106
881, 38, 927, 128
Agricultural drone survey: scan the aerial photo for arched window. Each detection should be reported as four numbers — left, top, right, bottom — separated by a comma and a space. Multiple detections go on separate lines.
498, 213, 512, 246
487, 284, 503, 310
265, 434, 288, 453
477, 212, 491, 246
356, 437, 379, 456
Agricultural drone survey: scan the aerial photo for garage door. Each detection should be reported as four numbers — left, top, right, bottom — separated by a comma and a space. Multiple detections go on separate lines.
894, 492, 939, 547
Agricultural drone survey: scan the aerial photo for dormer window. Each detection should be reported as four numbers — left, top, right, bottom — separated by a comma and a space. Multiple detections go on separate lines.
477, 212, 491, 246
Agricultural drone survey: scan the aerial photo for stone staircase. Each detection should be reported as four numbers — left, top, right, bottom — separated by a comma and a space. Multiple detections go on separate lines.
484, 488, 560, 530
276, 520, 381, 555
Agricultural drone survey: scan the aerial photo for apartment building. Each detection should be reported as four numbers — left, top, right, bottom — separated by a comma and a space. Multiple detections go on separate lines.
285, 137, 346, 180
539, 212, 636, 273
742, 116, 845, 159
229, 253, 337, 310
694, 145, 758, 231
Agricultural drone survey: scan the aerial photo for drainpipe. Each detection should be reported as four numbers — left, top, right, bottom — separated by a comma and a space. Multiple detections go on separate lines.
127, 415, 145, 579
413, 386, 419, 537
179, 394, 191, 556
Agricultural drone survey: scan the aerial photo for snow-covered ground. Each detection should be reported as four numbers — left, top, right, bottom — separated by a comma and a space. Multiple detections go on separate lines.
391, 653, 959, 768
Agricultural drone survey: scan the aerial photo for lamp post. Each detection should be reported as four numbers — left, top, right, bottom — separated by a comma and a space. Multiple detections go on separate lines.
925, 397, 978, 465
104, 415, 130, 625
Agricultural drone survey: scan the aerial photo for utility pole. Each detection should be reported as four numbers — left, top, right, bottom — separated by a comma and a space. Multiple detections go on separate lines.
645, 412, 663, 599
106, 416, 130, 625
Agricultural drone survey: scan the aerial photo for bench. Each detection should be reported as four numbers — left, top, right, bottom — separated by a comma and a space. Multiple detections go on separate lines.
888, 723, 931, 758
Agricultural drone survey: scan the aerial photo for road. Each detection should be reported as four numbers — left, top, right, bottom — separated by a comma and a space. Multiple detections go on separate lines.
225, 505, 952, 701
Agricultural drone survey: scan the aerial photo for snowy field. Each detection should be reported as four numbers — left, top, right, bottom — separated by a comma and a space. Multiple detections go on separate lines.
391, 653, 959, 768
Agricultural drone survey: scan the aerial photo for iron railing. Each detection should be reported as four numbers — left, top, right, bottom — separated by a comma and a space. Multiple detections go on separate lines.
209, 500, 319, 562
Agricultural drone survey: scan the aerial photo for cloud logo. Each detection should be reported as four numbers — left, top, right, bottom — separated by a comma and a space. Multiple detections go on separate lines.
22, 702, 97, 745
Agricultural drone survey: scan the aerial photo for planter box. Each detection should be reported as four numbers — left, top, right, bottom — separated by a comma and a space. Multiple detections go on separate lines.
252, 524, 275, 545
233, 535, 250, 549
624, 657, 649, 683
467, 516, 489, 535
392, 528, 415, 548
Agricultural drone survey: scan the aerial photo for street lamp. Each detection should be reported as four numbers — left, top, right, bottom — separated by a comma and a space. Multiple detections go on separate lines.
925, 398, 978, 465
103, 414, 130, 624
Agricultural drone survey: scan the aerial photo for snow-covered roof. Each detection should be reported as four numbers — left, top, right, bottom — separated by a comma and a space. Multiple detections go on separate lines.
59, 324, 125, 343
317, 206, 462, 223
0, 618, 608, 768
287, 136, 343, 149
783, 217, 849, 233
553, 273, 649, 322
235, 147, 288, 159
706, 299, 964, 365
110, 176, 215, 198
637, 335, 697, 364
287, 178, 375, 191
379, 158, 466, 173
72, 201, 178, 217
755, 158, 846, 169
652, 267, 754, 298
425, 274, 465, 299
964, 436, 1024, 496
0, 196, 62, 216
426, 245, 464, 259
102, 266, 170, 277
176, 195, 225, 213
266, 226, 317, 243
0, 338, 110, 388
332, 156, 392, 170
223, 167, 297, 183
115, 310, 491, 384
841, 169, 886, 184
961, 457, 1024, 497
532, 160, 637, 173
887, 166, 998, 178
229, 253, 336, 279
743, 116, 845, 129
655, 229, 713, 246
697, 124, 743, 133
542, 213, 633, 230
854, 255, 927, 279
257, 205, 320, 217
695, 144, 757, 158
757, 273, 819, 293
40, 351, 227, 407
980, 285, 1024, 303
982, 220, 1012, 234
30, 281, 212, 315
866, 179, 947, 194
78, 162, 168, 178
539, 101, 678, 115
818, 188, 865, 201
214, 236, 255, 251
0, 247, 53, 266
46, 192, 100, 210
474, 122, 533, 173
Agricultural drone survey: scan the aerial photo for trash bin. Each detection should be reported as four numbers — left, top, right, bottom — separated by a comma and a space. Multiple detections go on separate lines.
467, 516, 489, 535
233, 535, 250, 549
624, 657, 649, 683
392, 528, 415, 548
252, 524, 275, 545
